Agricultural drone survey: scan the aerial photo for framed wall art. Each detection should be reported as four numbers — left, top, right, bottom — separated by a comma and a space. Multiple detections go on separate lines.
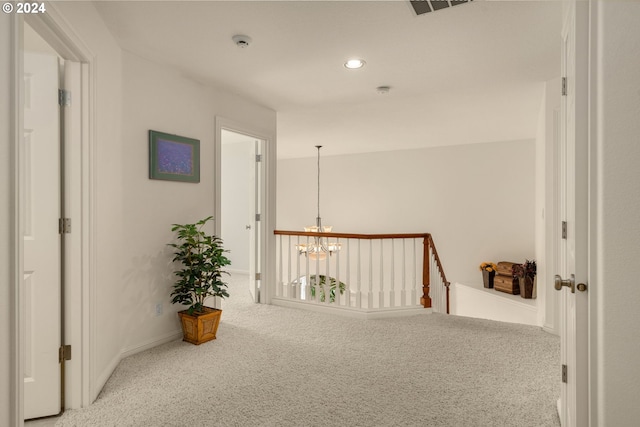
149, 130, 200, 183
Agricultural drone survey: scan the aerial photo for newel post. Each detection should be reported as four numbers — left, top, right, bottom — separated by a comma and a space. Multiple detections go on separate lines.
421, 236, 431, 308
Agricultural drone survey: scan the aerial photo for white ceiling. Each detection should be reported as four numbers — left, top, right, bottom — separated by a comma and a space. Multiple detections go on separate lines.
94, 0, 561, 159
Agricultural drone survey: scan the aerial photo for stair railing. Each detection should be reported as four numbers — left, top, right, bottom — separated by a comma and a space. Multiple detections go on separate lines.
273, 230, 450, 314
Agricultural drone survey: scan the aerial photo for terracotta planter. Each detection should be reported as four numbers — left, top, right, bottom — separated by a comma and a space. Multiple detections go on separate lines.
482, 270, 495, 288
178, 307, 222, 345
519, 276, 536, 299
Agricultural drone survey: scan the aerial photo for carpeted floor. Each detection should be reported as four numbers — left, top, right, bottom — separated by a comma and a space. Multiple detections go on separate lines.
56, 273, 560, 427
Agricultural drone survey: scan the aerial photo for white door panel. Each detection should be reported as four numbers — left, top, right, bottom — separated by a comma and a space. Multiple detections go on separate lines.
23, 52, 62, 419
558, 2, 589, 425
250, 140, 263, 303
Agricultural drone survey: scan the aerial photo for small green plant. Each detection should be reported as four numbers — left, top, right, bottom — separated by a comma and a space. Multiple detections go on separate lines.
168, 216, 231, 315
309, 275, 346, 303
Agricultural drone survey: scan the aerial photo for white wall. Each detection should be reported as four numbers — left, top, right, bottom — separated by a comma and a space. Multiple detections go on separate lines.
119, 51, 275, 352
591, 1, 640, 424
16, 1, 276, 407
0, 4, 277, 416
119, 51, 218, 354
277, 141, 536, 286
221, 137, 253, 273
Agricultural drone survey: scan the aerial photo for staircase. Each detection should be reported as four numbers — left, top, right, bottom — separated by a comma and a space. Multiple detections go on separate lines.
273, 230, 450, 318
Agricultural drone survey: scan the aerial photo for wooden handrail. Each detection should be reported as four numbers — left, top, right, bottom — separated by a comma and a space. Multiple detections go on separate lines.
274, 230, 430, 240
426, 235, 451, 314
274, 230, 450, 313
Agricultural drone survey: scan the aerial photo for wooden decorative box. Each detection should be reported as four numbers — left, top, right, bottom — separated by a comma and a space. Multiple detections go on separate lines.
496, 261, 517, 277
491, 261, 520, 294
493, 275, 520, 295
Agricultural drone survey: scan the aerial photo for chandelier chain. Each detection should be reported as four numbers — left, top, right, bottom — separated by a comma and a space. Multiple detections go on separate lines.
316, 145, 322, 229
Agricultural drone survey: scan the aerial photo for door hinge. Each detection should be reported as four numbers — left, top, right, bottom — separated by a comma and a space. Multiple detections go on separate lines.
562, 364, 567, 383
58, 89, 71, 107
255, 213, 261, 222
59, 218, 71, 234
255, 154, 262, 162
255, 273, 261, 281
561, 77, 567, 96
562, 221, 567, 239
59, 345, 72, 363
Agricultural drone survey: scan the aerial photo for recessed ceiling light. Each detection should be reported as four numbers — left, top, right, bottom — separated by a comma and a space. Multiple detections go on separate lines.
344, 59, 366, 69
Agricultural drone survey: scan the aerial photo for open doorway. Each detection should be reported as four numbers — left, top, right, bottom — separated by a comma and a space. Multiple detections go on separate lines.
17, 13, 93, 423
220, 129, 265, 303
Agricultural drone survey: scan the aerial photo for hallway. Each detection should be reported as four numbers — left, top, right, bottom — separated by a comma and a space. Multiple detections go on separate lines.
53, 273, 560, 426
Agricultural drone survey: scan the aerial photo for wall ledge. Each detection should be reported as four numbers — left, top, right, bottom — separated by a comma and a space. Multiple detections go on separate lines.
451, 282, 539, 326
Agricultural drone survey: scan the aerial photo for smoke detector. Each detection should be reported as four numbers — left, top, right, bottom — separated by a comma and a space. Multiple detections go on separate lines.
232, 35, 252, 48
376, 86, 391, 95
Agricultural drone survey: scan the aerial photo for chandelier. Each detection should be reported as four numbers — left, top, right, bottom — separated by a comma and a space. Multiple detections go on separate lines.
296, 146, 341, 261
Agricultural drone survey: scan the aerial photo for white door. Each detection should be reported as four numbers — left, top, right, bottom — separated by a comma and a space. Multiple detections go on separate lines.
23, 52, 62, 419
249, 140, 263, 303
217, 123, 266, 304
557, 2, 589, 425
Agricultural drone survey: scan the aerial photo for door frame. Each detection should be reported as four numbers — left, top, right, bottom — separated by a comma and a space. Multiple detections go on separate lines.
215, 117, 276, 304
557, 0, 590, 425
9, 5, 96, 423
219, 130, 260, 297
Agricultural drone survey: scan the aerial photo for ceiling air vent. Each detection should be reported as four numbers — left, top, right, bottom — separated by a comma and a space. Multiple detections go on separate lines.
410, 0, 473, 16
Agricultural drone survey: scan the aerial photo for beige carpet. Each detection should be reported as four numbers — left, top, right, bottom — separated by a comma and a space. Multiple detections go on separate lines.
56, 273, 560, 427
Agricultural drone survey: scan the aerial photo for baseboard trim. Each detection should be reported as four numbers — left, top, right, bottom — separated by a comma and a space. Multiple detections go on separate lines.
271, 298, 430, 319
95, 351, 121, 401
543, 324, 559, 336
120, 330, 183, 359
92, 330, 183, 403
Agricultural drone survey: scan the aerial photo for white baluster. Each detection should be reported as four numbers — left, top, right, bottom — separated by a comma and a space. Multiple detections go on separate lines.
432, 251, 437, 312
401, 239, 406, 307
379, 240, 384, 308
304, 236, 311, 301
294, 236, 300, 300
432, 252, 437, 312
283, 235, 288, 299
438, 260, 443, 312
315, 239, 321, 304
324, 241, 331, 305
390, 239, 395, 308
356, 239, 362, 309
368, 240, 373, 309
346, 239, 351, 308
276, 235, 282, 298
335, 238, 341, 306
433, 250, 441, 312
411, 239, 417, 305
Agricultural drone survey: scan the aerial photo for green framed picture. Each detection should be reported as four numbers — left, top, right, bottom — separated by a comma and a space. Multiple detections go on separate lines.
149, 130, 200, 183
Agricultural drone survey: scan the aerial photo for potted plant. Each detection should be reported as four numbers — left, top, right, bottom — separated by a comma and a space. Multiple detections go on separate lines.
168, 216, 231, 345
479, 262, 498, 288
309, 274, 346, 303
513, 259, 537, 299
